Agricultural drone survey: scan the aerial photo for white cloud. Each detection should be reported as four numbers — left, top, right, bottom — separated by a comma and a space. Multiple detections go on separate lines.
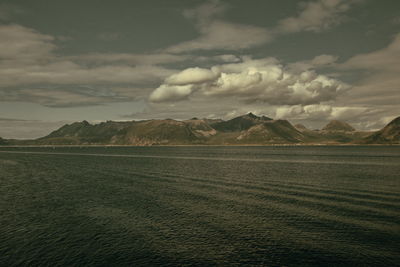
330, 106, 368, 120
165, 67, 220, 85
275, 105, 304, 119
275, 104, 333, 120
150, 57, 349, 105
204, 71, 262, 95
149, 84, 193, 103
275, 104, 369, 124
304, 104, 333, 118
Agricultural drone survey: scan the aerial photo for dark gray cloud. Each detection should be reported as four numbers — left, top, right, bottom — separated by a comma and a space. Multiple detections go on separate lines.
337, 34, 400, 106
276, 0, 362, 33
0, 3, 24, 21
164, 1, 273, 53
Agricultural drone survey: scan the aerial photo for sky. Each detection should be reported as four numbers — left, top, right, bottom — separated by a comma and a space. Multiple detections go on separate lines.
0, 0, 399, 139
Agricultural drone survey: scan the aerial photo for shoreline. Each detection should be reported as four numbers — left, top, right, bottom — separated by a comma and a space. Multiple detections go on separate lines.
1, 143, 399, 148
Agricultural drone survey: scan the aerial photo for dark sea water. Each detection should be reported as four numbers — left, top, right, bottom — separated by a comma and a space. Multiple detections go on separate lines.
0, 146, 399, 266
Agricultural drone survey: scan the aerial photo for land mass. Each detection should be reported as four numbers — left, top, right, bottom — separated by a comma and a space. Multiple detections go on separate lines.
1, 114, 399, 146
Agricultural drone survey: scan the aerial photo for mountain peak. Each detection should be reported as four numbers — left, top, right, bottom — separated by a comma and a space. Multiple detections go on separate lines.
246, 112, 258, 119
213, 113, 272, 132
322, 120, 355, 132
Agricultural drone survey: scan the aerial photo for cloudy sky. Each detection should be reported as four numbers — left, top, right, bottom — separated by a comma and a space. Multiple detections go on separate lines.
0, 0, 399, 138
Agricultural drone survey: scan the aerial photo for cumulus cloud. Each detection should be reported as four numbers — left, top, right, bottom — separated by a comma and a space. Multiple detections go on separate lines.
275, 105, 304, 119
205, 71, 262, 96
150, 57, 349, 104
276, 0, 361, 33
0, 23, 250, 108
276, 104, 333, 120
275, 104, 368, 122
165, 67, 220, 85
149, 84, 193, 103
330, 106, 368, 120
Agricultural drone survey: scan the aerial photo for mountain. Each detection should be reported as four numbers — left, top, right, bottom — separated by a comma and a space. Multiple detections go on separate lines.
111, 119, 205, 145
362, 117, 400, 144
2, 114, 398, 146
212, 113, 272, 132
317, 120, 373, 143
236, 120, 306, 144
36, 118, 217, 145
36, 120, 132, 145
321, 120, 355, 132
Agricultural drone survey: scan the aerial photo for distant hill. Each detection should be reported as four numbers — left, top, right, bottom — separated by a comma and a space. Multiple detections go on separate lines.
35, 120, 132, 145
294, 124, 308, 131
236, 120, 306, 144
111, 119, 205, 145
314, 120, 364, 143
322, 120, 355, 132
362, 117, 400, 144
1, 114, 399, 146
0, 137, 7, 145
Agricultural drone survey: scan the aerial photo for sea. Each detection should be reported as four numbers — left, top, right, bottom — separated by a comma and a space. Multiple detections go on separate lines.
0, 146, 399, 266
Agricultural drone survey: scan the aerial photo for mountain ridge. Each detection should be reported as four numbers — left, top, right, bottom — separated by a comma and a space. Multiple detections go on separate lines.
1, 115, 399, 146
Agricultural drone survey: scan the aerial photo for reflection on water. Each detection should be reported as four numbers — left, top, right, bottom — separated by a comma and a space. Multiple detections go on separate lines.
0, 146, 399, 266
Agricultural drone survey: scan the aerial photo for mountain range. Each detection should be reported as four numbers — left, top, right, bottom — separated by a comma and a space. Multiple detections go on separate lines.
1, 113, 399, 146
